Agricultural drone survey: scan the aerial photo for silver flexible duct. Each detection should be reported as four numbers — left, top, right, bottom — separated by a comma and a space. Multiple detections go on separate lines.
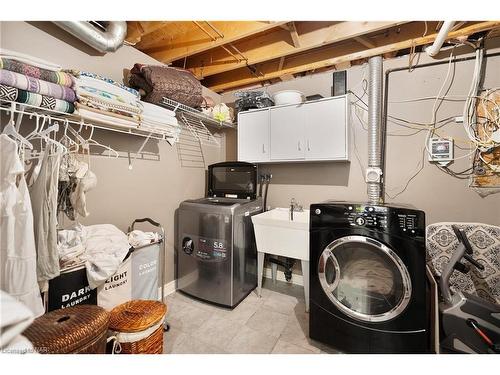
366, 56, 383, 205
53, 21, 127, 53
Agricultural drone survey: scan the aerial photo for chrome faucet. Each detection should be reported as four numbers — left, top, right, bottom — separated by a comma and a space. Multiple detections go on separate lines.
290, 198, 303, 221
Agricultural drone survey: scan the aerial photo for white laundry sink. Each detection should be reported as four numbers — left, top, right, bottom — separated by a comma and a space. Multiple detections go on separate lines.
251, 207, 311, 311
252, 207, 310, 262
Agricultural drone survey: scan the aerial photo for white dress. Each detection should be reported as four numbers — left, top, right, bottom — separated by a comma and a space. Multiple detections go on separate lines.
0, 134, 44, 317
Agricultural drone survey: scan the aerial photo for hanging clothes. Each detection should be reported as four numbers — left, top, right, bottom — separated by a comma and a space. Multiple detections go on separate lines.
29, 142, 63, 292
0, 134, 44, 317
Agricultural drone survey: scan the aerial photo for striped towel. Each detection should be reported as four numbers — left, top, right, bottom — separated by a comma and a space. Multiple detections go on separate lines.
0, 69, 76, 102
0, 84, 75, 113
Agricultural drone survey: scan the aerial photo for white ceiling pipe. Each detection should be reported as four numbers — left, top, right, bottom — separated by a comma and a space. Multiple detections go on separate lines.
53, 21, 127, 53
425, 21, 456, 57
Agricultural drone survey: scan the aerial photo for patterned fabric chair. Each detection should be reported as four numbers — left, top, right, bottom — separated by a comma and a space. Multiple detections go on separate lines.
426, 222, 500, 305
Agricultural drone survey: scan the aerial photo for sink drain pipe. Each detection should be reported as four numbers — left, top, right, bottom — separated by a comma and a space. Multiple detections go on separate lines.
366, 55, 384, 205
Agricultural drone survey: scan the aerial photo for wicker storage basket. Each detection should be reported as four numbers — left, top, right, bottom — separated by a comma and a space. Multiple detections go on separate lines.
108, 300, 167, 354
23, 305, 110, 354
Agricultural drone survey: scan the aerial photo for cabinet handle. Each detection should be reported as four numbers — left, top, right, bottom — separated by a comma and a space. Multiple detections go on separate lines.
307, 140, 310, 151
298, 141, 301, 151
262, 144, 265, 153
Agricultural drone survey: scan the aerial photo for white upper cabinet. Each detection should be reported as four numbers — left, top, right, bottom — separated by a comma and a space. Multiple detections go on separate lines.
237, 95, 349, 163
270, 104, 306, 161
303, 96, 347, 160
237, 108, 270, 163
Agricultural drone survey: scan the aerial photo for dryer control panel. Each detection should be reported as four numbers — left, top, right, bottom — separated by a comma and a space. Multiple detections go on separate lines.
344, 205, 388, 230
311, 202, 425, 237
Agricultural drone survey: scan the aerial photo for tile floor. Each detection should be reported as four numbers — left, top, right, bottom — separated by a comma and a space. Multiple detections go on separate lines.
162, 280, 339, 354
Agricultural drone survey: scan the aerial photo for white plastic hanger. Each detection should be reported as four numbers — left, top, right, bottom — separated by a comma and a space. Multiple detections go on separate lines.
84, 125, 119, 158
2, 105, 33, 149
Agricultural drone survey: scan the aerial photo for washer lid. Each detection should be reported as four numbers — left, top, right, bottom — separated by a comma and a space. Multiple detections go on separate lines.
318, 235, 412, 323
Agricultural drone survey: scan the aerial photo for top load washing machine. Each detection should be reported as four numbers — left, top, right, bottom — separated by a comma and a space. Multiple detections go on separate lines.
309, 201, 429, 353
177, 162, 263, 308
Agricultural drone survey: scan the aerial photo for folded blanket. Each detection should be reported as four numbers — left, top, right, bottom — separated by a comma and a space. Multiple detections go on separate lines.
129, 64, 203, 108
0, 84, 75, 113
76, 81, 140, 109
77, 93, 141, 119
76, 75, 139, 104
68, 70, 140, 98
76, 103, 139, 129
0, 48, 61, 71
0, 58, 74, 87
0, 69, 76, 102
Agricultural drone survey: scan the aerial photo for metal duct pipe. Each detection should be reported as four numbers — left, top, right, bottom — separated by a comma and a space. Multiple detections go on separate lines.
425, 21, 456, 57
53, 21, 127, 53
366, 55, 383, 205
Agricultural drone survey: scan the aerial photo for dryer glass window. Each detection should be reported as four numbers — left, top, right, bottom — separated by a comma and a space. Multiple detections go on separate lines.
318, 236, 411, 322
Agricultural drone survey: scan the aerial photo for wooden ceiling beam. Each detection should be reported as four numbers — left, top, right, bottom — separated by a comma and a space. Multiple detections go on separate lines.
126, 21, 172, 45
353, 35, 376, 49
137, 21, 288, 63
178, 21, 407, 78
288, 22, 301, 48
204, 21, 500, 93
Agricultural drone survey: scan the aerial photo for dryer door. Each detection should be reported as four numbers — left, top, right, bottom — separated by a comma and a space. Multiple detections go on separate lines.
318, 235, 412, 323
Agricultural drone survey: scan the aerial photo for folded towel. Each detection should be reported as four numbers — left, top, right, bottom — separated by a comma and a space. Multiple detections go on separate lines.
0, 84, 75, 113
140, 100, 176, 118
0, 58, 74, 87
77, 93, 141, 119
68, 70, 139, 98
141, 116, 179, 128
0, 48, 61, 71
0, 69, 76, 102
76, 76, 139, 104
76, 103, 139, 129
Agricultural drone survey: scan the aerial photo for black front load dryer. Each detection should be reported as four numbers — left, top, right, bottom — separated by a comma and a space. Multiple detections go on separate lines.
309, 202, 429, 353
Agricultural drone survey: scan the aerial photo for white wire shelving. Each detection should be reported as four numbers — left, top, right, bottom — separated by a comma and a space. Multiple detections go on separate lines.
0, 100, 181, 143
160, 97, 235, 146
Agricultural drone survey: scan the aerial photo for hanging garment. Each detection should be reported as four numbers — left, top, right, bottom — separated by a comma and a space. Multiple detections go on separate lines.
0, 135, 44, 317
70, 169, 97, 218
0, 290, 35, 353
29, 143, 63, 291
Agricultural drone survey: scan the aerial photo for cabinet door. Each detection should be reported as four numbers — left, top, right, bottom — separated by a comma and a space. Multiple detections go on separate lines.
304, 97, 347, 160
237, 109, 270, 162
270, 104, 305, 160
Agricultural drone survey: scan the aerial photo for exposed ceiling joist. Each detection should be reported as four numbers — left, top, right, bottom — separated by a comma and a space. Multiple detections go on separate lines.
180, 21, 407, 78
126, 21, 173, 45
354, 36, 376, 49
204, 21, 500, 92
138, 21, 288, 63
288, 22, 301, 48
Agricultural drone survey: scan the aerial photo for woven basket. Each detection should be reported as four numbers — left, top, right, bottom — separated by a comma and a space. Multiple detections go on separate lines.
23, 305, 110, 354
108, 300, 167, 354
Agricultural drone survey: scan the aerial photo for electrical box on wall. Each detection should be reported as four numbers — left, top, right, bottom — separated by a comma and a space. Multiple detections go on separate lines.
428, 138, 454, 166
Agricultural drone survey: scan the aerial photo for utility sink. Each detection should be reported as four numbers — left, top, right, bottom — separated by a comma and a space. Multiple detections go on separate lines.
251, 207, 310, 311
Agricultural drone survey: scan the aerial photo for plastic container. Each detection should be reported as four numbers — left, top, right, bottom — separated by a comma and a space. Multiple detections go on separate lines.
273, 90, 305, 106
